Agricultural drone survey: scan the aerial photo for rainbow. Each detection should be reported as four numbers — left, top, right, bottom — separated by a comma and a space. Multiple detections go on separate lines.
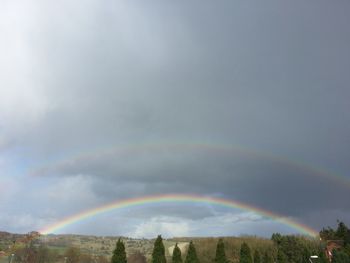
40, 194, 318, 237
31, 142, 350, 188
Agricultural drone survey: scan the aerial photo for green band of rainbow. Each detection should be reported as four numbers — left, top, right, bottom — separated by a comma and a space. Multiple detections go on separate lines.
40, 194, 318, 237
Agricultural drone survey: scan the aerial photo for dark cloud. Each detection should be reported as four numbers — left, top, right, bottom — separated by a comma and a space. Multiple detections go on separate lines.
1, 0, 350, 236
33, 146, 350, 227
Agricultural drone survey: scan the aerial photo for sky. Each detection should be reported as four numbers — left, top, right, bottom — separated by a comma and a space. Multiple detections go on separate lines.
0, 0, 350, 238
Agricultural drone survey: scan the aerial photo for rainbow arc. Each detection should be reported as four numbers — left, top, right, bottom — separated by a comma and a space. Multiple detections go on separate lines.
40, 194, 318, 237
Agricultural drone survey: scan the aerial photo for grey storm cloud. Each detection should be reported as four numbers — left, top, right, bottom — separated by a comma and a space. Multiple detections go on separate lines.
1, 0, 350, 236
32, 145, 350, 226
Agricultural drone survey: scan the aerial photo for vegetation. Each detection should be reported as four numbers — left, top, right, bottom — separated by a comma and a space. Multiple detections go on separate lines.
332, 249, 350, 263
320, 221, 350, 245
239, 243, 252, 263
262, 251, 273, 263
276, 249, 287, 263
214, 239, 227, 263
152, 235, 166, 263
3, 244, 108, 263
112, 239, 127, 263
172, 243, 183, 263
317, 250, 328, 263
271, 233, 320, 263
319, 221, 350, 263
2, 221, 350, 263
253, 250, 260, 263
185, 241, 199, 263
190, 236, 275, 263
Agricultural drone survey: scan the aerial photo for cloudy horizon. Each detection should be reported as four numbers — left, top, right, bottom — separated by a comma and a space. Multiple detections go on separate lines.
1, 0, 349, 238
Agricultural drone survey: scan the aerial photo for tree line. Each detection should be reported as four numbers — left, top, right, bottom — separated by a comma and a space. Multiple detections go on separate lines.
5, 221, 350, 263
111, 235, 307, 263
112, 221, 350, 263
112, 236, 241, 263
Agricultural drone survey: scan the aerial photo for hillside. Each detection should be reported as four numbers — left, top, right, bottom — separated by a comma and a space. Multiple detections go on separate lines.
0, 231, 321, 263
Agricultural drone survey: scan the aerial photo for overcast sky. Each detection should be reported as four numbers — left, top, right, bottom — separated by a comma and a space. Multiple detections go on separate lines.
1, 0, 350, 238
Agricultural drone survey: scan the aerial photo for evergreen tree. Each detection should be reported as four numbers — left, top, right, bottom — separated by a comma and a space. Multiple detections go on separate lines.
253, 251, 261, 263
262, 252, 273, 263
336, 221, 350, 246
111, 238, 127, 263
271, 233, 283, 246
172, 243, 183, 263
239, 243, 252, 263
276, 250, 287, 263
152, 235, 166, 263
214, 239, 227, 263
320, 227, 336, 241
320, 221, 350, 244
185, 241, 199, 263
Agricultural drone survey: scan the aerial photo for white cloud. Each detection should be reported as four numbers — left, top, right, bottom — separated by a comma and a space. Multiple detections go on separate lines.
128, 216, 190, 238
125, 212, 268, 238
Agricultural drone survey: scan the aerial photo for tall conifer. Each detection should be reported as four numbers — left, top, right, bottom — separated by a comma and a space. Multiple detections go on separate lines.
214, 239, 227, 263
152, 235, 167, 263
185, 241, 199, 263
111, 238, 127, 263
172, 243, 183, 263
239, 243, 252, 263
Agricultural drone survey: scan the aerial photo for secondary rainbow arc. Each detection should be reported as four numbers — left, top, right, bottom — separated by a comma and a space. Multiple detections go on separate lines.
31, 142, 350, 188
40, 194, 318, 237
